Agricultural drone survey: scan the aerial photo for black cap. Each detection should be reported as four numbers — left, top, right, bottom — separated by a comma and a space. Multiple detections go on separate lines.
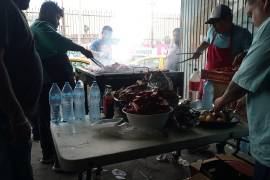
205, 5, 232, 24
102, 26, 113, 32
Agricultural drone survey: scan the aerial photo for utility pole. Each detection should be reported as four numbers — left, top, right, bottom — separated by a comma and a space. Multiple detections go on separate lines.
149, 0, 156, 48
61, 0, 66, 36
78, 0, 82, 45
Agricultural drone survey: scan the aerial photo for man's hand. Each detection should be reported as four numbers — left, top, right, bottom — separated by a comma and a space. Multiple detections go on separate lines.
214, 96, 225, 112
192, 51, 202, 59
0, 48, 31, 143
81, 48, 94, 59
233, 51, 247, 69
192, 42, 209, 59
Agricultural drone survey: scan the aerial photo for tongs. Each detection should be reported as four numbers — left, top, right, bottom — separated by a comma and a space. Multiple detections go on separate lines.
176, 52, 196, 55
177, 57, 195, 64
89, 57, 105, 68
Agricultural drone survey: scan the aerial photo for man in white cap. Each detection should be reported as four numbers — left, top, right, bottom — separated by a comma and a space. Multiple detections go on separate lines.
193, 4, 252, 70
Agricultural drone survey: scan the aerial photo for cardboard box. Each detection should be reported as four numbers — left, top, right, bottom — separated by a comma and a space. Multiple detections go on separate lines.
190, 154, 254, 180
201, 69, 233, 99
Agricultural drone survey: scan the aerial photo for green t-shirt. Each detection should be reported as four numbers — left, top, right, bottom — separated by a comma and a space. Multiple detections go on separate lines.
233, 17, 270, 167
30, 20, 74, 59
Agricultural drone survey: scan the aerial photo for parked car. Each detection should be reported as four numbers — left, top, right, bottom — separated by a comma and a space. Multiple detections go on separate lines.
130, 55, 166, 70
67, 51, 92, 69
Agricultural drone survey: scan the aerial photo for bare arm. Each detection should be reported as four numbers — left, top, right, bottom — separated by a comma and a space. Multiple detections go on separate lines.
50, 31, 94, 59
214, 81, 248, 112
0, 48, 27, 125
192, 41, 210, 59
68, 42, 94, 59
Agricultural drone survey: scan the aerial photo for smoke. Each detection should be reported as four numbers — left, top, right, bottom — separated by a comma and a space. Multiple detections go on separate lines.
110, 1, 152, 65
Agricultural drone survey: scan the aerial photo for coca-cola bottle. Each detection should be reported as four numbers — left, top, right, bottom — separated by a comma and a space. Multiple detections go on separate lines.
103, 85, 114, 118
189, 68, 200, 101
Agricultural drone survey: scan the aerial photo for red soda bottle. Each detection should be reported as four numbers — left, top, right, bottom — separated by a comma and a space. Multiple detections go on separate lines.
189, 68, 200, 100
103, 85, 114, 118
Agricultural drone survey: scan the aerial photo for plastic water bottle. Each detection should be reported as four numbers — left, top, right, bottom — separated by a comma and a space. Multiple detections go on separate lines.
88, 81, 101, 122
74, 81, 86, 121
62, 82, 75, 122
202, 80, 214, 110
189, 68, 200, 101
49, 83, 62, 124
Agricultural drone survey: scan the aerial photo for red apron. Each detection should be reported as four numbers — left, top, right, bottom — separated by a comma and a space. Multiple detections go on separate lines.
206, 33, 234, 70
198, 33, 234, 98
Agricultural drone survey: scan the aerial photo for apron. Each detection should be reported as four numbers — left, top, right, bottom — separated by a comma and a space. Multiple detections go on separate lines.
206, 33, 234, 70
198, 32, 234, 98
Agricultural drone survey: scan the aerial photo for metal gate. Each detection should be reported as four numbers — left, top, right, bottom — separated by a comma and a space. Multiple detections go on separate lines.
179, 0, 254, 98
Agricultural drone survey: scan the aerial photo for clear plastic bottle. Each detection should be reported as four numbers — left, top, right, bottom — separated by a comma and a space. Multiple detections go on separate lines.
189, 68, 200, 101
74, 81, 86, 121
202, 80, 214, 110
49, 83, 62, 124
88, 81, 101, 122
62, 82, 75, 122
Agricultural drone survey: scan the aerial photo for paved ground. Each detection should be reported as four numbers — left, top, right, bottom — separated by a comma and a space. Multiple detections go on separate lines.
31, 140, 218, 180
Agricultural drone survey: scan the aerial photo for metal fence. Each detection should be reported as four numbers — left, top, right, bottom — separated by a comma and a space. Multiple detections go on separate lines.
25, 9, 113, 44
179, 0, 254, 98
25, 8, 180, 46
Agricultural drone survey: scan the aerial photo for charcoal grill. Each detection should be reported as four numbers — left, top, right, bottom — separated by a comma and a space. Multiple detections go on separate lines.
75, 67, 184, 114
75, 67, 184, 96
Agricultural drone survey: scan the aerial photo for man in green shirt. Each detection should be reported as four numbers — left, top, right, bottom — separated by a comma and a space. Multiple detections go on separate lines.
30, 1, 93, 170
214, 0, 270, 179
31, 1, 93, 84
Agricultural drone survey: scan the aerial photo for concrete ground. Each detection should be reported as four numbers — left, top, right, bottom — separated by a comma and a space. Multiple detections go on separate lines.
31, 140, 218, 180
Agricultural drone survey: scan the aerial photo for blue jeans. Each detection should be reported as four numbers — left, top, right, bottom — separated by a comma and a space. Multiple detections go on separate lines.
0, 114, 33, 180
254, 161, 270, 180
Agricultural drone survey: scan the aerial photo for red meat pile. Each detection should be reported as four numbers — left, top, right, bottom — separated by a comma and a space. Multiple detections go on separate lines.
124, 91, 170, 115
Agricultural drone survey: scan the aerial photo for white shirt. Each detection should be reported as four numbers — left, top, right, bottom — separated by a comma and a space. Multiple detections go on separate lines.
165, 43, 180, 71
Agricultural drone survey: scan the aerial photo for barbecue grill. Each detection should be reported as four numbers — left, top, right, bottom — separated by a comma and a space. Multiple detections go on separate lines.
75, 67, 184, 97
75, 67, 184, 115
